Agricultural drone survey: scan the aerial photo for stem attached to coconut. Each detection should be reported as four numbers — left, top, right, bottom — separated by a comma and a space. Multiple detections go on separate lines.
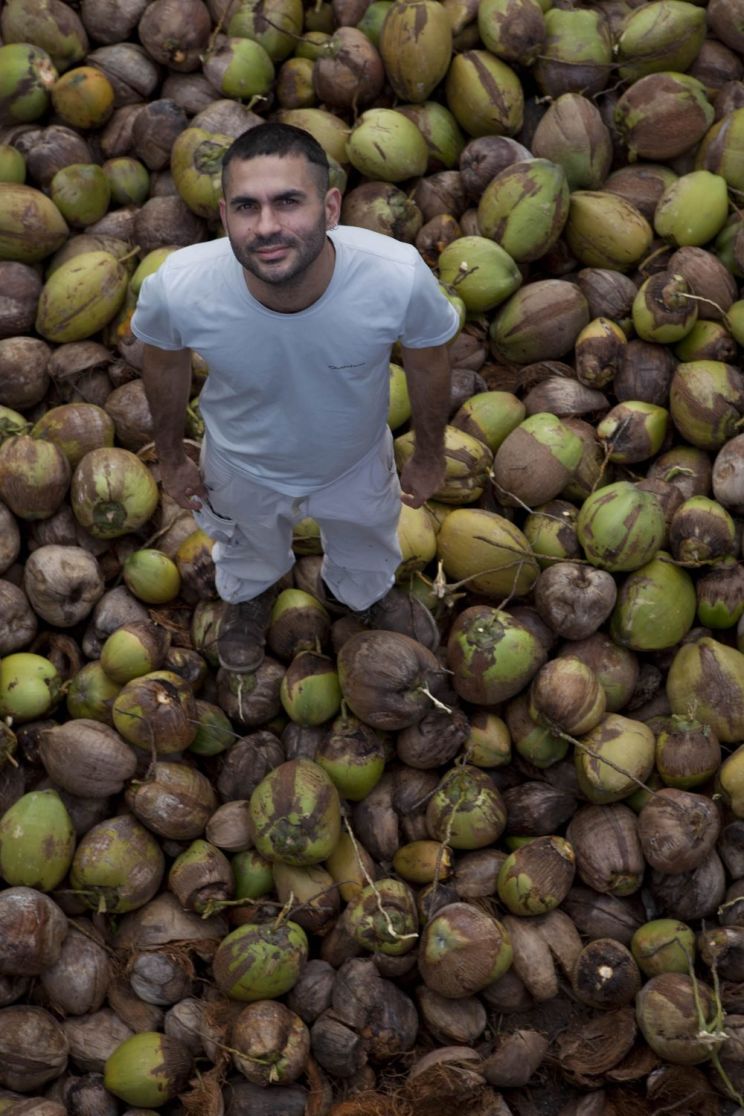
342, 815, 418, 944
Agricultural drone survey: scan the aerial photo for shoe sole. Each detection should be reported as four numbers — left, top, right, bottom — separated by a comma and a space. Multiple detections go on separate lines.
217, 647, 265, 673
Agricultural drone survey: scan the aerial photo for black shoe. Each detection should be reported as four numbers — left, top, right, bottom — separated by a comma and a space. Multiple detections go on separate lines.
217, 589, 276, 673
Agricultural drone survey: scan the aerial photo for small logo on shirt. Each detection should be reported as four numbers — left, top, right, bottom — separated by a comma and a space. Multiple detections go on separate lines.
328, 362, 366, 370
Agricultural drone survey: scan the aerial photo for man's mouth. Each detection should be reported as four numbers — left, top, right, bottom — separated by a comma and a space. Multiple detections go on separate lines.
253, 242, 292, 260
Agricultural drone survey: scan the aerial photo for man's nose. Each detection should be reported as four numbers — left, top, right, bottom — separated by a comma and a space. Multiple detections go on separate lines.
256, 205, 281, 235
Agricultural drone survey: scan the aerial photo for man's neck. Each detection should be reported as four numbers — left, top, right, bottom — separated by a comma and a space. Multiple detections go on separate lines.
243, 237, 336, 314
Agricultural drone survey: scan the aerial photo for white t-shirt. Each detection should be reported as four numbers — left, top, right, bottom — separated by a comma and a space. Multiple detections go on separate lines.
131, 225, 460, 495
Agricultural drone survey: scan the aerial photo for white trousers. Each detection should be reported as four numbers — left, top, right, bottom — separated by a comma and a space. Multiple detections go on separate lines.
194, 431, 402, 610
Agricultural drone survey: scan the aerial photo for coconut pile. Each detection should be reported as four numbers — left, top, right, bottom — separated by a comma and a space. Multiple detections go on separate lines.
4, 0, 744, 1113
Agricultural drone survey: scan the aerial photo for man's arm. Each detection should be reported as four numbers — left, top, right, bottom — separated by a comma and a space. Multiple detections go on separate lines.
141, 343, 207, 510
398, 342, 452, 509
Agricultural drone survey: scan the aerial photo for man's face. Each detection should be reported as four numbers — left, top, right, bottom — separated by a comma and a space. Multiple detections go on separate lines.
219, 154, 341, 287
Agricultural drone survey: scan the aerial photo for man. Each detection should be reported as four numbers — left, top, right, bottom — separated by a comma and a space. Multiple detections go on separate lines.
132, 122, 460, 672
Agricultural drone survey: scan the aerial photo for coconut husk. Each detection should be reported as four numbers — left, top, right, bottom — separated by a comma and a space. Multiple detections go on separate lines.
646, 1065, 719, 1115
479, 360, 521, 393
605, 1041, 659, 1084
148, 603, 195, 647
556, 1007, 636, 1084
329, 1094, 411, 1116
329, 1061, 507, 1116
180, 1064, 227, 1116
603, 1090, 651, 1116
306, 1056, 335, 1116
518, 360, 577, 390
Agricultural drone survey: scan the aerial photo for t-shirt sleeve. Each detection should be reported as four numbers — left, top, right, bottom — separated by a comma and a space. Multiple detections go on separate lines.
398, 251, 461, 348
130, 265, 184, 350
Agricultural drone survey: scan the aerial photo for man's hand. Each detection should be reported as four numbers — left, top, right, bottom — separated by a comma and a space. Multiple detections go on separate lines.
160, 457, 208, 511
399, 343, 452, 508
399, 451, 445, 508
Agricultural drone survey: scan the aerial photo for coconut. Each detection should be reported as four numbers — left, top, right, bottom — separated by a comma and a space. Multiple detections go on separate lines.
532, 94, 611, 190
0, 1005, 68, 1092
71, 447, 158, 538
0, 183, 69, 263
426, 765, 507, 849
447, 605, 546, 706
112, 669, 197, 753
438, 236, 522, 313
39, 921, 111, 1017
577, 482, 666, 572
125, 762, 217, 841
340, 182, 422, 242
670, 361, 744, 449
498, 836, 576, 916
213, 920, 309, 1001
492, 413, 582, 506
69, 814, 165, 914
575, 715, 656, 804
616, 0, 706, 81
459, 135, 531, 200
23, 545, 104, 628
36, 251, 128, 343
419, 903, 512, 998
667, 637, 744, 742
0, 789, 75, 892
565, 192, 653, 272
337, 629, 450, 730
104, 1031, 192, 1108
313, 26, 384, 109
610, 553, 696, 651
0, 267, 43, 340
0, 887, 68, 976
533, 7, 612, 97
231, 1001, 310, 1086
636, 973, 722, 1064
138, 0, 211, 70
444, 50, 524, 137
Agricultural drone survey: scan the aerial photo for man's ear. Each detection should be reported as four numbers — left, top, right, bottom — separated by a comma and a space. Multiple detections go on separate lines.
325, 186, 342, 228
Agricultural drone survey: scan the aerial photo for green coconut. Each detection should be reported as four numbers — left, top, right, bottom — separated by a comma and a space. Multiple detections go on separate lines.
36, 250, 128, 343
0, 652, 61, 722
437, 507, 539, 597
71, 447, 159, 539
379, 0, 453, 102
478, 158, 569, 263
212, 919, 309, 1000
447, 604, 546, 705
346, 108, 428, 181
667, 637, 744, 743
0, 789, 75, 891
0, 42, 57, 123
104, 1032, 193, 1108
0, 182, 68, 263
249, 758, 341, 865
444, 50, 524, 137
438, 235, 522, 313
577, 482, 666, 572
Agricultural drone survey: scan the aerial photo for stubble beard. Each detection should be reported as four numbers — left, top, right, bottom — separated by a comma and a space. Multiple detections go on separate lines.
229, 215, 329, 288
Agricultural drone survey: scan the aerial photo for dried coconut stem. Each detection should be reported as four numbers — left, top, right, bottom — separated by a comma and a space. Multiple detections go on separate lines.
683, 946, 744, 1107
561, 729, 683, 810
418, 683, 453, 715
273, 890, 297, 931
429, 780, 467, 906
676, 291, 726, 317
343, 816, 418, 943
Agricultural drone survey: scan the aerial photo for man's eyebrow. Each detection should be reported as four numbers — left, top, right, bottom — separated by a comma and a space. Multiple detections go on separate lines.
228, 189, 307, 205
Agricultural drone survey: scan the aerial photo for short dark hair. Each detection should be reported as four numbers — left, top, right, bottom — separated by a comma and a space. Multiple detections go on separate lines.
221, 122, 330, 196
